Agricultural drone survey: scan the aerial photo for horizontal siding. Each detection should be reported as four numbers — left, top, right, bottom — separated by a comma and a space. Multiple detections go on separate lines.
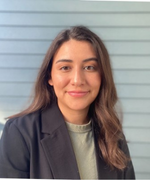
1, 1, 150, 12
0, 97, 31, 111
114, 70, 150, 84
0, 1, 150, 179
0, 83, 33, 96
111, 56, 150, 70
0, 27, 150, 41
120, 99, 150, 113
1, 13, 150, 27
0, 55, 44, 68
1, 83, 150, 99
0, 69, 38, 83
116, 84, 150, 98
1, 97, 150, 113
0, 41, 150, 55
123, 113, 150, 128
135, 173, 150, 179
132, 157, 150, 173
0, 69, 150, 84
128, 143, 150, 157
123, 127, 150, 143
0, 54, 150, 70
1, 110, 150, 128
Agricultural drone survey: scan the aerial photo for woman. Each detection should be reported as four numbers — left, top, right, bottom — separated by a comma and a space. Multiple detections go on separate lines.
0, 26, 135, 179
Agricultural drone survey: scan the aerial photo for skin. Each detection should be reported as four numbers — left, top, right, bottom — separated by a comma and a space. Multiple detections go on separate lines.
49, 39, 101, 125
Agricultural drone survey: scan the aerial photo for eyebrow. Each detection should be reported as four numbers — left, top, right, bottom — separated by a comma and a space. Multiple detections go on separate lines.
55, 57, 98, 64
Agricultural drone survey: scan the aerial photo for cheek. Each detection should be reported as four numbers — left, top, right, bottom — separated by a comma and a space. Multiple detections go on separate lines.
88, 74, 101, 88
92, 77, 101, 98
51, 74, 69, 88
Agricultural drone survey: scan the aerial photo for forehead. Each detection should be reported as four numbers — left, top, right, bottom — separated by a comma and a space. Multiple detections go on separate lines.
53, 39, 96, 61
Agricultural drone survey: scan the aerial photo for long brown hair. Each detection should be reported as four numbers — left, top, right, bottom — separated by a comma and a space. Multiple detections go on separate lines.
9, 26, 128, 170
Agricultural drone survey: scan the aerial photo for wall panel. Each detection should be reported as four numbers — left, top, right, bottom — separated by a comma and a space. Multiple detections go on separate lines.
1, 55, 150, 70
1, 13, 150, 26
1, 69, 150, 84
1, 27, 150, 40
1, 1, 150, 12
0, 0, 150, 178
1, 83, 150, 98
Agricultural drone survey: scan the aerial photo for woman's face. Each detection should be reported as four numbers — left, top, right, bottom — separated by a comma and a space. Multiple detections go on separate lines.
49, 39, 101, 115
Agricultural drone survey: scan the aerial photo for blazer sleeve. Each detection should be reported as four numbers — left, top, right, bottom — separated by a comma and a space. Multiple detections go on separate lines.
0, 119, 30, 178
120, 135, 136, 179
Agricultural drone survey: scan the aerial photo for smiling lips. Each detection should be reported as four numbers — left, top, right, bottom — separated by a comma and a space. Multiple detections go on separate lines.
67, 91, 89, 97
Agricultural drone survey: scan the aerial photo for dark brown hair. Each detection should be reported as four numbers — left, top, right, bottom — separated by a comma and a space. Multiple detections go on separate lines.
9, 26, 128, 170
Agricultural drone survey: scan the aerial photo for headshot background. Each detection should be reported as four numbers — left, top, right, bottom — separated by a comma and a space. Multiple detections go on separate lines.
0, 0, 150, 179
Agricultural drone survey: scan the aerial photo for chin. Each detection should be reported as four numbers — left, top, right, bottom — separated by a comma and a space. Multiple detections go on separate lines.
67, 104, 90, 112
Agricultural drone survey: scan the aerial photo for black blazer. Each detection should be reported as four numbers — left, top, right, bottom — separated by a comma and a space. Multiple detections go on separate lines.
0, 103, 135, 179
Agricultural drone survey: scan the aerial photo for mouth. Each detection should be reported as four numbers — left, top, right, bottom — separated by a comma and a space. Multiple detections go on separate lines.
67, 91, 89, 97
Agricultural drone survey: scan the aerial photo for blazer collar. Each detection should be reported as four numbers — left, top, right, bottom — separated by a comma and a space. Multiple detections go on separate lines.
40, 102, 80, 179
41, 102, 65, 134
40, 102, 120, 179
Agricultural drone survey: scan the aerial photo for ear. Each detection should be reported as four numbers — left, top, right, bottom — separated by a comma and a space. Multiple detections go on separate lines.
48, 79, 53, 86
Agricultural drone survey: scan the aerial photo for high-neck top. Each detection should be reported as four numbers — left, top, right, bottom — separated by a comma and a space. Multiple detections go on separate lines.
66, 120, 98, 179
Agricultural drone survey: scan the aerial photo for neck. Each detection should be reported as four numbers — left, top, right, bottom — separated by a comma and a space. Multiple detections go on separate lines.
58, 104, 90, 125
65, 111, 89, 125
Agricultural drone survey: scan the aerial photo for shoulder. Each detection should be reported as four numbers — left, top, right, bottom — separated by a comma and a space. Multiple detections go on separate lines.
0, 113, 40, 178
1, 110, 42, 158
6, 110, 41, 131
3, 110, 42, 145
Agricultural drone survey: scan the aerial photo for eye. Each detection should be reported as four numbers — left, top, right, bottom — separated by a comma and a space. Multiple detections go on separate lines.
84, 66, 96, 71
60, 66, 71, 71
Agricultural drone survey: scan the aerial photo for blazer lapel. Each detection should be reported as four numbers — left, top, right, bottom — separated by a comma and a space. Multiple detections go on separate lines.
40, 103, 80, 179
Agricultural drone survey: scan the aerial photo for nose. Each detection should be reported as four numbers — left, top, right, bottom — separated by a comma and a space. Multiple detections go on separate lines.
71, 68, 85, 86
